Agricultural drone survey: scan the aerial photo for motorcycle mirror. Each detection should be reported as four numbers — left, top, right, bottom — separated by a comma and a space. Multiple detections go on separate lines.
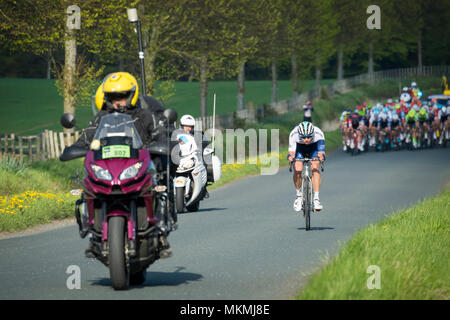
61, 113, 76, 129
163, 108, 178, 124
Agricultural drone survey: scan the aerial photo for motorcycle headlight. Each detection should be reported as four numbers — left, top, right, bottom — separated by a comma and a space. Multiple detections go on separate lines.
90, 164, 112, 181
120, 162, 143, 180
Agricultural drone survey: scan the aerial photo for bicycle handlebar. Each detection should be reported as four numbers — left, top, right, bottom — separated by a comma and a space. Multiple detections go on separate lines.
289, 156, 326, 172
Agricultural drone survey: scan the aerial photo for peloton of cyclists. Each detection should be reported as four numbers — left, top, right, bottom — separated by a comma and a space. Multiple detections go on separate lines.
340, 80, 449, 152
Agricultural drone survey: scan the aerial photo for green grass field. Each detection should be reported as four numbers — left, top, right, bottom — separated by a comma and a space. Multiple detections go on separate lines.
0, 77, 335, 135
297, 188, 450, 300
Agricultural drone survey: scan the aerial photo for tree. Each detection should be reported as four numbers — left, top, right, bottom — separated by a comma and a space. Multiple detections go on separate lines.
332, 0, 365, 80
251, 0, 285, 104
0, 0, 138, 128
233, 0, 270, 110
172, 0, 259, 118
359, 0, 408, 79
309, 0, 338, 97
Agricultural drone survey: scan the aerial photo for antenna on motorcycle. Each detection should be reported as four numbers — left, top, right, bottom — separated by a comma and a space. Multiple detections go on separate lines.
212, 93, 216, 152
163, 108, 177, 231
127, 8, 146, 95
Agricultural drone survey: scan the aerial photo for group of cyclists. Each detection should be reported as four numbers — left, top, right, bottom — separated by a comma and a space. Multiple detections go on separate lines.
340, 82, 450, 154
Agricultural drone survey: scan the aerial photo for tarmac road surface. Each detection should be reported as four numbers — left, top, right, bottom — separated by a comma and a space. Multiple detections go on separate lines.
0, 146, 449, 299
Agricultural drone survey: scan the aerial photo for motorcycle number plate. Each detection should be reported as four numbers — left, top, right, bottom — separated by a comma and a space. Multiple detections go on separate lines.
102, 145, 130, 159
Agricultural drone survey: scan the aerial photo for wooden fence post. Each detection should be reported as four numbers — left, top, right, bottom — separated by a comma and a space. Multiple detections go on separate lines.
11, 134, 15, 157
18, 136, 23, 160
54, 131, 60, 158
4, 134, 8, 155
36, 136, 41, 161
47, 130, 54, 159
28, 137, 32, 163
42, 131, 47, 160
59, 132, 65, 154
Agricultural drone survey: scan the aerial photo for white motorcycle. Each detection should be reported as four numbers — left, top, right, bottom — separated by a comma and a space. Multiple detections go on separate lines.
174, 146, 222, 213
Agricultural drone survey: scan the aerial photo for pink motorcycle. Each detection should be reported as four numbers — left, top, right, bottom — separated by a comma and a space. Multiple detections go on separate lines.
60, 112, 176, 290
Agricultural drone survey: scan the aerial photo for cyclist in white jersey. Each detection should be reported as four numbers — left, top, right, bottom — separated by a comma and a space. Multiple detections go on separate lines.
288, 122, 325, 212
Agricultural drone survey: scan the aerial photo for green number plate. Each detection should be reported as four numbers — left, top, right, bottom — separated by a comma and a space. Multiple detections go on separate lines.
102, 145, 130, 159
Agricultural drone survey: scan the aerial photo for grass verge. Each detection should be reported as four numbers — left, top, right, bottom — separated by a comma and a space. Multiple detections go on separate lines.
297, 188, 450, 300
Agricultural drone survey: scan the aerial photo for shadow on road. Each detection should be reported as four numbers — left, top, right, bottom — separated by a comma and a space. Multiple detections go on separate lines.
297, 227, 334, 231
197, 207, 227, 213
90, 266, 203, 289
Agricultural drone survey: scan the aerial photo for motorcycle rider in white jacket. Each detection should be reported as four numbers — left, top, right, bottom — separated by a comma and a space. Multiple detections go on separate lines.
177, 115, 210, 198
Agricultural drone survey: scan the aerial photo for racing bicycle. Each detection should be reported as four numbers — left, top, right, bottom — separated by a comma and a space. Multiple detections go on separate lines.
290, 157, 325, 231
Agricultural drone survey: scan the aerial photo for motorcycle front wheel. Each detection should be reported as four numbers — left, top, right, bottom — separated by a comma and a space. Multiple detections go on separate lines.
176, 187, 185, 213
108, 216, 130, 290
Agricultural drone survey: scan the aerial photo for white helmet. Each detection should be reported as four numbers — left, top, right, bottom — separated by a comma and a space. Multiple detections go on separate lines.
297, 121, 314, 137
411, 82, 417, 87
442, 106, 447, 114
180, 114, 195, 127
402, 87, 408, 91
413, 104, 420, 111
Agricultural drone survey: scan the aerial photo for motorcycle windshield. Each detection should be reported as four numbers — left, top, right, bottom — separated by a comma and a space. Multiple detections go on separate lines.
93, 113, 143, 150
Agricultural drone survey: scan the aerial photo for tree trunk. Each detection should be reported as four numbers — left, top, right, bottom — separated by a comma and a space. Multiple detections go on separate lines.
64, 29, 76, 134
188, 60, 195, 82
199, 55, 208, 119
368, 42, 374, 83
337, 46, 344, 81
291, 54, 299, 98
417, 30, 423, 72
46, 49, 52, 80
237, 61, 245, 111
271, 59, 278, 104
145, 23, 158, 95
315, 63, 321, 100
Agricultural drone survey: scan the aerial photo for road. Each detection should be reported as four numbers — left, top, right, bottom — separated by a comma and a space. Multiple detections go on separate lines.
0, 147, 449, 300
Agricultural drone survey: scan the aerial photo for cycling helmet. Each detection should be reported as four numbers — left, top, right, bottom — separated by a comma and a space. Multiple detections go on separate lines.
401, 93, 411, 102
180, 114, 196, 127
100, 72, 139, 111
380, 112, 387, 120
297, 121, 314, 137
392, 114, 399, 121
402, 87, 408, 92
413, 104, 420, 112
411, 82, 417, 88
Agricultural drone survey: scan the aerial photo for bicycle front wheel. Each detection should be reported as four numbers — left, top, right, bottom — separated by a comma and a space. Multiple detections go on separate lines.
303, 181, 311, 231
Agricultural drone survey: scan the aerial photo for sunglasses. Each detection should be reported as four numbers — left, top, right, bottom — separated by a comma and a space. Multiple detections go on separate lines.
301, 135, 313, 140
106, 92, 130, 101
